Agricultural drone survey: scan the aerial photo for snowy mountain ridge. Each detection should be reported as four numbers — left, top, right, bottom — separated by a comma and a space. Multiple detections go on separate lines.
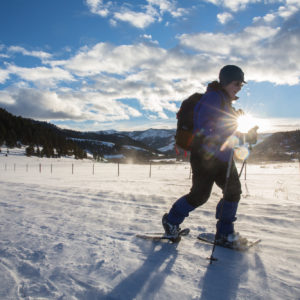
1, 107, 299, 162
121, 129, 176, 155
125, 128, 176, 140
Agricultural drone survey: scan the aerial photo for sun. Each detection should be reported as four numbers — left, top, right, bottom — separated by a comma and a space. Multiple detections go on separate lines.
237, 114, 271, 133
237, 114, 255, 133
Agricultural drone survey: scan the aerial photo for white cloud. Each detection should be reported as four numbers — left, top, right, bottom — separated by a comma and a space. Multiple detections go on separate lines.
125, 105, 142, 118
178, 17, 300, 85
113, 10, 156, 29
85, 0, 110, 17
147, 0, 173, 13
203, 0, 251, 12
147, 0, 188, 17
85, 0, 188, 28
0, 88, 143, 123
0, 88, 83, 120
109, 18, 117, 27
217, 12, 233, 24
0, 90, 14, 105
2, 1, 300, 128
141, 34, 152, 40
202, 0, 300, 15
5, 23, 298, 124
63, 42, 167, 77
0, 68, 10, 84
33, 41, 212, 120
253, 1, 300, 25
253, 13, 276, 24
278, 3, 299, 19
179, 26, 280, 56
203, 0, 279, 12
141, 34, 159, 45
3, 9, 300, 126
7, 64, 74, 87
8, 46, 52, 60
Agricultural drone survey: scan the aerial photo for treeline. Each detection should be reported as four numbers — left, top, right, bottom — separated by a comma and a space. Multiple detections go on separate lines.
0, 108, 87, 159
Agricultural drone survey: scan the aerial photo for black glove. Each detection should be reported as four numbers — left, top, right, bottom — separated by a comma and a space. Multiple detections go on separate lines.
246, 126, 259, 145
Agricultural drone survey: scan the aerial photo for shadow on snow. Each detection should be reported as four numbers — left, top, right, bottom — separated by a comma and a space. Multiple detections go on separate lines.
199, 247, 269, 300
105, 241, 178, 299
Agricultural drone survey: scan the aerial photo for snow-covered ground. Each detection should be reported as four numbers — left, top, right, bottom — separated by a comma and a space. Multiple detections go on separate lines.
0, 152, 300, 299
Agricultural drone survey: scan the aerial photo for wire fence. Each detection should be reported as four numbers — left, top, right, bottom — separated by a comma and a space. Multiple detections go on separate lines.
0, 161, 194, 179
1, 159, 300, 181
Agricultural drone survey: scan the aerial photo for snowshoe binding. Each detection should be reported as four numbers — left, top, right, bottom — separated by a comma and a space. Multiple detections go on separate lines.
162, 213, 181, 241
215, 232, 248, 249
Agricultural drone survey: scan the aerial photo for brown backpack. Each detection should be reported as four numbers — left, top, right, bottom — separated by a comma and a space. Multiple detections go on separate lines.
175, 93, 203, 151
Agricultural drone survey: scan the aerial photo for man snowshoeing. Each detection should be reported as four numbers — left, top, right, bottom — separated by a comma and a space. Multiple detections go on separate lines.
163, 65, 250, 247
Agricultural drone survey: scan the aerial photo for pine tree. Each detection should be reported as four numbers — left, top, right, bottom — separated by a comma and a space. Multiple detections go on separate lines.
26, 145, 35, 157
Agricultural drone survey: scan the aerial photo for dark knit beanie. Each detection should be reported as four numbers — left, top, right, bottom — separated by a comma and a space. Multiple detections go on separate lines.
219, 65, 246, 86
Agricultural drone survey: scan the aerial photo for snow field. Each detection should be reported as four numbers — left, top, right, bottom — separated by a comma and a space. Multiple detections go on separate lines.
0, 154, 300, 299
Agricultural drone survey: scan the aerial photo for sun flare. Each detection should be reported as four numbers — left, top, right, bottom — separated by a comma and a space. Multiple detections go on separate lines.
237, 114, 270, 133
237, 114, 255, 133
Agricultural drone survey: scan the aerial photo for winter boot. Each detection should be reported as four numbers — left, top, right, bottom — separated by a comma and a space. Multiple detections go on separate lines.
162, 213, 181, 238
215, 231, 248, 247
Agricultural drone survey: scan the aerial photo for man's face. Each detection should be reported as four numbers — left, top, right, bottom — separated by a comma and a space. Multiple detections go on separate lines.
223, 81, 243, 99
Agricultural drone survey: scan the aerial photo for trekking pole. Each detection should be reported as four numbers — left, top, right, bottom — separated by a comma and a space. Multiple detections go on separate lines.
238, 159, 246, 178
209, 148, 235, 264
238, 141, 253, 179
240, 143, 253, 180
237, 133, 247, 179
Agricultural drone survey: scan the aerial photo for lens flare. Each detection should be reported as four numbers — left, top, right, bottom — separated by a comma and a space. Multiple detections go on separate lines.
234, 146, 250, 160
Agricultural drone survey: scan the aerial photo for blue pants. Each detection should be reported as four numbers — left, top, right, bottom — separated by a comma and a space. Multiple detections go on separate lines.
167, 151, 241, 235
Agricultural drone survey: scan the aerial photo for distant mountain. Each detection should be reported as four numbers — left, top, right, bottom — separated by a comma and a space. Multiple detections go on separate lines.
249, 130, 300, 162
122, 129, 300, 162
1, 107, 299, 162
0, 108, 166, 162
62, 128, 165, 162
122, 129, 176, 154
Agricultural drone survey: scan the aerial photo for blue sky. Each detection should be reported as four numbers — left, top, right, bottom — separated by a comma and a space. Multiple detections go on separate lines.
0, 0, 300, 133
